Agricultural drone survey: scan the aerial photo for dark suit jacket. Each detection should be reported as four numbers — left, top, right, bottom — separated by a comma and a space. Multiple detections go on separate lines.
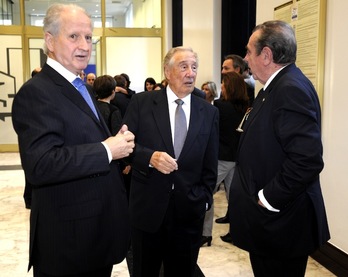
111, 91, 132, 118
12, 63, 130, 275
229, 63, 330, 257
213, 98, 244, 161
96, 101, 122, 135
123, 88, 219, 232
192, 87, 206, 99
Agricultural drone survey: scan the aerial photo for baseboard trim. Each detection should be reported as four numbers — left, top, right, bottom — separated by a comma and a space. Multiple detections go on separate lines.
311, 242, 348, 276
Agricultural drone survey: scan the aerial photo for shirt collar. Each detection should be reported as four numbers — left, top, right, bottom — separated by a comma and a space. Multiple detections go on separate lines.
263, 64, 289, 91
46, 57, 80, 83
166, 85, 191, 106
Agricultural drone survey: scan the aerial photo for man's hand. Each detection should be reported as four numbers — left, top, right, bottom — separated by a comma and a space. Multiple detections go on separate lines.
150, 151, 178, 174
103, 124, 135, 160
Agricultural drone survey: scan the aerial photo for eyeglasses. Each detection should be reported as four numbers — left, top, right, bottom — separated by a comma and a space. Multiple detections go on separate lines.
236, 107, 253, 132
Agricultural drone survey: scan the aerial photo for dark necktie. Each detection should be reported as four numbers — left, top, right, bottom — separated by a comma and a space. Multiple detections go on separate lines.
72, 78, 99, 120
174, 99, 187, 159
253, 88, 266, 108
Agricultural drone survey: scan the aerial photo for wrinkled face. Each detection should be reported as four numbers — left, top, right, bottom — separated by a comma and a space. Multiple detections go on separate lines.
245, 30, 267, 84
165, 50, 197, 97
45, 8, 92, 75
221, 59, 237, 74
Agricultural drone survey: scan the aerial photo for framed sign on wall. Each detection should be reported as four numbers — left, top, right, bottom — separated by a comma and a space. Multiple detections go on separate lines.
274, 0, 326, 104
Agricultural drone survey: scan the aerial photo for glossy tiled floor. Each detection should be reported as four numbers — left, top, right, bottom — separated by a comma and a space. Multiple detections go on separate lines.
0, 153, 335, 276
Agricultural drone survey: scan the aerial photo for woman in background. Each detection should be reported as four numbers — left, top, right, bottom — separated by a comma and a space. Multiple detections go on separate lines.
94, 75, 122, 135
201, 72, 249, 246
201, 81, 218, 103
144, 77, 156, 91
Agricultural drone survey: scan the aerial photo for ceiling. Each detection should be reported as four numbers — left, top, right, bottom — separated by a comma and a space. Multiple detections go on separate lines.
21, 0, 132, 18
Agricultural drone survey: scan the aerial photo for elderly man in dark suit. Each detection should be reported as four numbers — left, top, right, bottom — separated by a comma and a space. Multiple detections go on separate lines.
229, 20, 330, 276
12, 4, 134, 277
123, 46, 219, 277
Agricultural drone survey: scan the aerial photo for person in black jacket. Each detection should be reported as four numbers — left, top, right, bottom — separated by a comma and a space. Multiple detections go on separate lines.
94, 75, 122, 135
201, 72, 249, 247
229, 20, 330, 276
221, 54, 254, 107
215, 54, 254, 244
12, 4, 134, 276
123, 46, 218, 277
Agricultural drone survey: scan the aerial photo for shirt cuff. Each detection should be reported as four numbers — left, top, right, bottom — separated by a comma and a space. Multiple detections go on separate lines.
258, 189, 280, 212
101, 142, 112, 163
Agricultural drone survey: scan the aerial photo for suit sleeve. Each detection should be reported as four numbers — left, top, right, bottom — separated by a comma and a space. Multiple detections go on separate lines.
201, 106, 219, 207
263, 83, 324, 209
12, 81, 111, 186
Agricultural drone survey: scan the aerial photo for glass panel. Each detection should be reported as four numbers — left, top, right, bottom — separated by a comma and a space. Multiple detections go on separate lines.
0, 35, 22, 144
29, 38, 46, 71
106, 36, 162, 92
23, 0, 161, 28
84, 37, 100, 79
0, 0, 20, 25
105, 0, 161, 28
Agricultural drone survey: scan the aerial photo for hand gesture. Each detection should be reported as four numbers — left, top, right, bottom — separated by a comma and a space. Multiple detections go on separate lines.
150, 151, 178, 174
103, 124, 135, 160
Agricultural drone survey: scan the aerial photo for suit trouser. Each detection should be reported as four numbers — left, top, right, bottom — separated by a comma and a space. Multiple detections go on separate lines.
131, 195, 204, 277
23, 177, 32, 208
249, 253, 308, 277
202, 160, 235, 236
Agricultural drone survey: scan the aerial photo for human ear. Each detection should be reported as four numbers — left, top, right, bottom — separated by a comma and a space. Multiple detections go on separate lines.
45, 32, 55, 52
262, 47, 273, 65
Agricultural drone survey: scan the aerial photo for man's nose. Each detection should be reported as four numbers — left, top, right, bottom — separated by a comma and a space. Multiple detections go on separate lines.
78, 37, 90, 50
186, 67, 196, 76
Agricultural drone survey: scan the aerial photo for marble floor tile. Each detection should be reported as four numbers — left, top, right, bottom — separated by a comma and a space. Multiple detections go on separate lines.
0, 153, 335, 276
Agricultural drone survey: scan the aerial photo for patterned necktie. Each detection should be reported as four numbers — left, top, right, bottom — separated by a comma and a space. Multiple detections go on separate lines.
174, 99, 187, 159
72, 78, 99, 120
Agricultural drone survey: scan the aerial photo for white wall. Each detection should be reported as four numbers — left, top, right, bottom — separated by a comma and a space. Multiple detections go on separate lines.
106, 37, 162, 93
183, 0, 221, 93
321, 0, 348, 253
132, 0, 162, 28
256, 0, 348, 254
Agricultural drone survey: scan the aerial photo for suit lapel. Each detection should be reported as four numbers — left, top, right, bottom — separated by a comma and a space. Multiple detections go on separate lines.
151, 91, 206, 160
152, 90, 175, 156
43, 64, 110, 136
238, 64, 295, 149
